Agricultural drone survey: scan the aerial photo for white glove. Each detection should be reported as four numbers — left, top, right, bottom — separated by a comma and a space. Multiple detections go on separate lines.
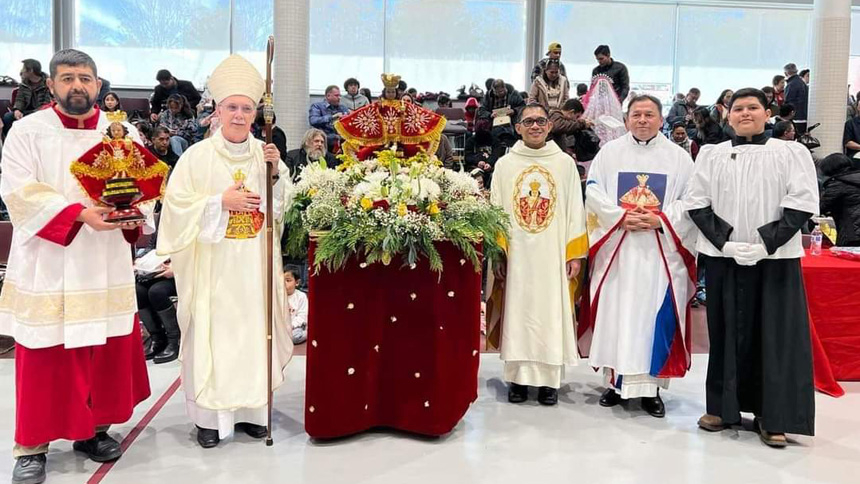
734, 244, 768, 266
721, 241, 747, 259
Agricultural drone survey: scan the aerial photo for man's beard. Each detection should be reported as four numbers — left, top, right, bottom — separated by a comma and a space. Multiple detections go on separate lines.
307, 147, 325, 160
57, 90, 94, 115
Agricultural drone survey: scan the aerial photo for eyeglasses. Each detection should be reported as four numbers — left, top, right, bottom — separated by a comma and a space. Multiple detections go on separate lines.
520, 117, 548, 127
220, 103, 255, 115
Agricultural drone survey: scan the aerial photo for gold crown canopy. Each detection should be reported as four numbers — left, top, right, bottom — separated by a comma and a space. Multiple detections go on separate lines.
381, 73, 402, 89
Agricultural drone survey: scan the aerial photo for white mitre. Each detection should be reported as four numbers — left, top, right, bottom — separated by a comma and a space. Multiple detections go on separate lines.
207, 54, 265, 104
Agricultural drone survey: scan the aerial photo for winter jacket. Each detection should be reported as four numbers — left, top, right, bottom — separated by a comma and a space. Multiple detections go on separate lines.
548, 109, 599, 162
477, 84, 525, 124
529, 75, 570, 111
784, 75, 809, 122
843, 116, 860, 158
342, 93, 370, 111
591, 60, 630, 101
464, 97, 480, 132
820, 169, 860, 246
150, 79, 202, 115
13, 74, 52, 115
666, 100, 697, 130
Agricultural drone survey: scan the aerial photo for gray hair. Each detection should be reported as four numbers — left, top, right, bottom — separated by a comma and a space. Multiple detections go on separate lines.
302, 128, 327, 151
784, 63, 798, 75
50, 49, 98, 79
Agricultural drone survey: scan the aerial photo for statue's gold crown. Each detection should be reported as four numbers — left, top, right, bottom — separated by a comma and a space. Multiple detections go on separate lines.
636, 174, 649, 183
529, 180, 541, 192
381, 73, 402, 89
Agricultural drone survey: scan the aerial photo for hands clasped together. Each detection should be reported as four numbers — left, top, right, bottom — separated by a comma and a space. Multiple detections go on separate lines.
622, 207, 661, 232
722, 242, 768, 266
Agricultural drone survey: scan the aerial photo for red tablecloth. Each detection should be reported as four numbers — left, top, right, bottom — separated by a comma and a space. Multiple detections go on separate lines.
802, 250, 860, 394
304, 242, 482, 439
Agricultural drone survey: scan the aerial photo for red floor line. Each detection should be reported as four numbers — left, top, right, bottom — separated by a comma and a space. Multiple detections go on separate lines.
86, 376, 181, 484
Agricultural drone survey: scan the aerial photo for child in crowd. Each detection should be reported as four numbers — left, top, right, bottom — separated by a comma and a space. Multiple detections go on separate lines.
284, 265, 308, 344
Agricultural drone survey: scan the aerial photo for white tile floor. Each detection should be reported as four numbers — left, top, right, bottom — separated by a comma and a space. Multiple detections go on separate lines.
1, 354, 859, 484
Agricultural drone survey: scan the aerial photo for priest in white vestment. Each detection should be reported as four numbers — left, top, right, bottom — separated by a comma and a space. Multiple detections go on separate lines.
156, 55, 293, 448
583, 95, 697, 418
487, 104, 587, 406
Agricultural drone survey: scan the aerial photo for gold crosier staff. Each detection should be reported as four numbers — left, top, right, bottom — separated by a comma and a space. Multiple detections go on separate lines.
263, 35, 276, 447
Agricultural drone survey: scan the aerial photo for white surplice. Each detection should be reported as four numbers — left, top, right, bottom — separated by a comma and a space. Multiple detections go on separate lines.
157, 129, 293, 438
585, 133, 696, 398
489, 140, 587, 388
0, 108, 145, 349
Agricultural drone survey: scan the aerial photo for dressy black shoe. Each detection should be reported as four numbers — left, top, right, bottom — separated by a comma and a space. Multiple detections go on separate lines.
641, 392, 666, 418
599, 388, 621, 407
196, 426, 220, 448
507, 383, 528, 403
72, 431, 122, 462
537, 387, 558, 406
144, 333, 167, 360
11, 454, 46, 484
236, 422, 268, 439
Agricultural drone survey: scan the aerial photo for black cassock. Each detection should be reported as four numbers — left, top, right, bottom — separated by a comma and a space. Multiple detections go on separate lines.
687, 135, 818, 436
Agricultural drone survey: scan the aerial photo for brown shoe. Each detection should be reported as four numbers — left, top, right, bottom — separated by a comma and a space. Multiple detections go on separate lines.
755, 419, 788, 448
697, 414, 726, 432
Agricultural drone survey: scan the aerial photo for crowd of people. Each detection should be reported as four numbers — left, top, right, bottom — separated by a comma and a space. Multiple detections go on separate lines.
0, 39, 859, 484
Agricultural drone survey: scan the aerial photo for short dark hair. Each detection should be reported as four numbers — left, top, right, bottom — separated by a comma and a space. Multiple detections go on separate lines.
492, 79, 506, 89
820, 153, 853, 177
343, 77, 360, 90
594, 45, 610, 57
772, 120, 794, 139
520, 103, 549, 120
397, 80, 407, 91
671, 122, 686, 132
153, 125, 171, 138
772, 75, 785, 86
627, 94, 663, 113
156, 69, 172, 81
283, 265, 302, 281
324, 85, 339, 95
561, 98, 584, 113
22, 59, 42, 75
761, 86, 775, 96
102, 91, 122, 109
576, 83, 588, 96
779, 103, 796, 117
728, 88, 768, 110
799, 68, 810, 78
49, 49, 97, 79
688, 87, 701, 96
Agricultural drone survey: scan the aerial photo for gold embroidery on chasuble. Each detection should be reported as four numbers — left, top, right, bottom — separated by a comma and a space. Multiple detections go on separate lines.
225, 168, 264, 239
513, 165, 557, 234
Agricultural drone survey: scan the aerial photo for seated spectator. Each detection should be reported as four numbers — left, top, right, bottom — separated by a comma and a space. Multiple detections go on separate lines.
101, 91, 122, 113
401, 93, 415, 104
252, 107, 288, 161
134, 120, 154, 149
531, 42, 567, 82
529, 59, 569, 111
150, 126, 180, 168
464, 97, 480, 132
844, 99, 860, 158
406, 87, 418, 100
477, 79, 525, 149
150, 69, 202, 122
342, 77, 369, 111
710, 89, 733, 125
359, 87, 373, 102
773, 120, 796, 141
285, 128, 340, 182
135, 228, 179, 364
195, 99, 218, 141
284, 265, 309, 344
576, 83, 588, 100
437, 94, 453, 109
670, 122, 699, 159
773, 103, 796, 125
97, 77, 112, 105
464, 129, 502, 186
819, 153, 860, 247
157, 93, 197, 155
436, 135, 455, 169
397, 80, 407, 98
549, 98, 598, 164
2, 59, 52, 140
308, 85, 349, 152
667, 87, 700, 134
693, 106, 726, 146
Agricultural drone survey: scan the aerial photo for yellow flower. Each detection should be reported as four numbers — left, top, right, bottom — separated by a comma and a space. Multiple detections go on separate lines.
397, 203, 408, 217
360, 197, 373, 210
428, 202, 440, 215
308, 188, 318, 197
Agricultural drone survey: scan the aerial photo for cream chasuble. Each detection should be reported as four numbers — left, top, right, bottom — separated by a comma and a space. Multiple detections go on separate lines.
157, 129, 293, 438
488, 140, 587, 388
584, 133, 697, 399
0, 108, 145, 349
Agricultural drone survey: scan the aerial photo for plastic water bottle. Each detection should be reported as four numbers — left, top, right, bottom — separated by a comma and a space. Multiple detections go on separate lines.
811, 226, 823, 256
